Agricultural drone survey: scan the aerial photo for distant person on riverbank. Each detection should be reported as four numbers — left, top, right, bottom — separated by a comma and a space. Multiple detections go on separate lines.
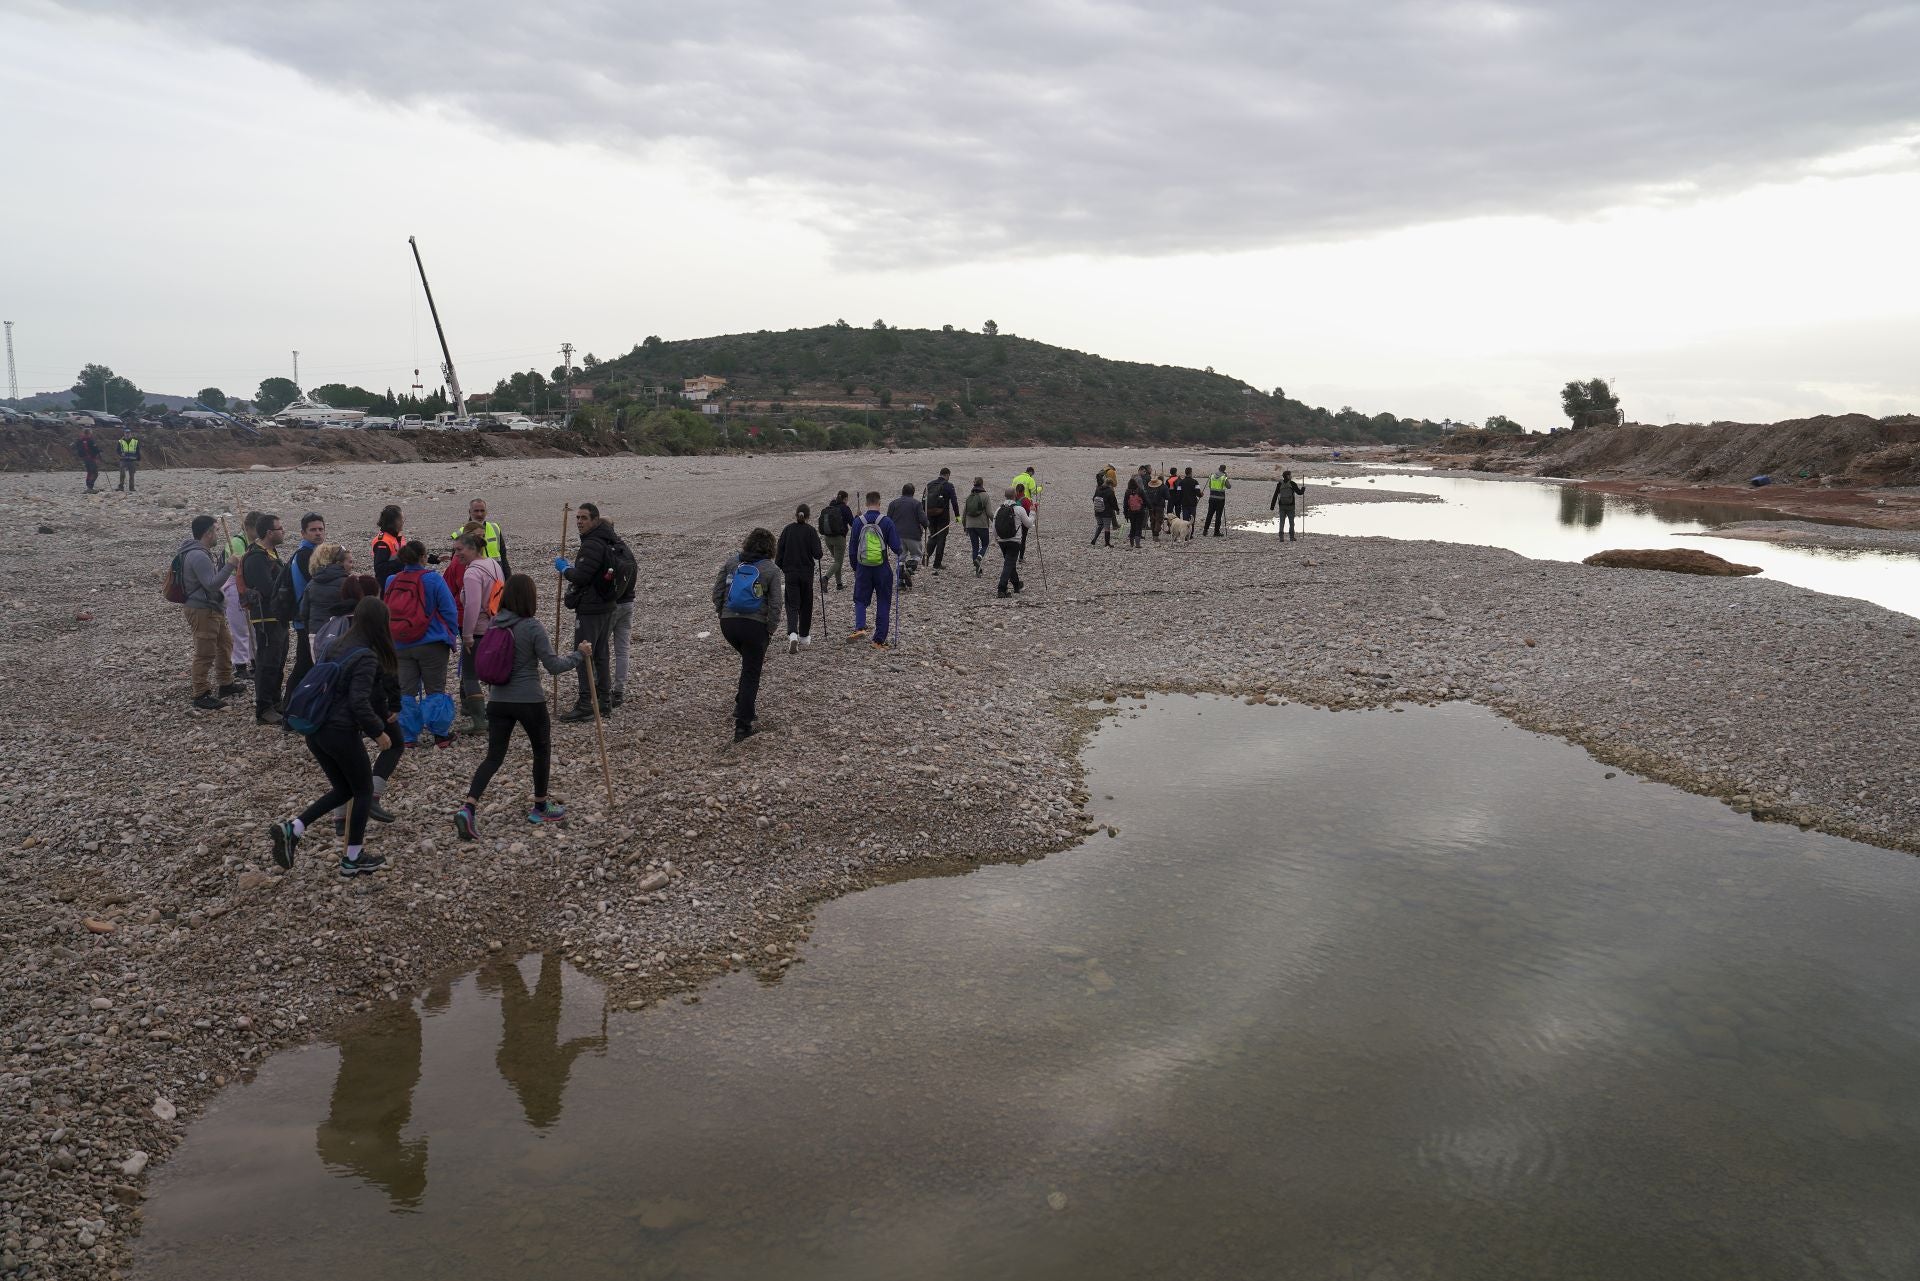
1203, 465, 1231, 537
372, 505, 405, 589
455, 573, 590, 840
270, 596, 397, 878
962, 476, 992, 575
241, 512, 289, 726
775, 504, 822, 654
818, 491, 853, 594
451, 498, 512, 578
713, 526, 783, 742
1270, 471, 1305, 540
995, 488, 1031, 597
847, 492, 900, 647
1091, 471, 1118, 547
115, 429, 139, 491
455, 530, 505, 734
887, 483, 927, 590
174, 514, 242, 710
555, 502, 635, 722
387, 539, 460, 746
282, 512, 327, 696
925, 467, 961, 572
73, 428, 102, 492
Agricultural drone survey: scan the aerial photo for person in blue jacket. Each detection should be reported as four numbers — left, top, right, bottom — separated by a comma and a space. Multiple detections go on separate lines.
845, 491, 900, 649
384, 539, 462, 746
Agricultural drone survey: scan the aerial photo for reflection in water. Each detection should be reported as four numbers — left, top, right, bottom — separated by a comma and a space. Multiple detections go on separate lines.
1557, 485, 1607, 529
477, 953, 607, 1129
314, 1003, 428, 1210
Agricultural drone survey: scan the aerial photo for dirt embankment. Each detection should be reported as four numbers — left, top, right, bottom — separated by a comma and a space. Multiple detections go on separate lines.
0, 424, 628, 473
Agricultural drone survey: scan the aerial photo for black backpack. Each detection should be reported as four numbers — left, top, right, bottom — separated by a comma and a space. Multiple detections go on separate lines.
994, 504, 1018, 541
600, 536, 638, 601
927, 484, 950, 519
819, 504, 847, 537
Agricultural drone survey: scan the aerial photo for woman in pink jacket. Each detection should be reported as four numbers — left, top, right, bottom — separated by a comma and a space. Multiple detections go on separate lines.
454, 531, 505, 734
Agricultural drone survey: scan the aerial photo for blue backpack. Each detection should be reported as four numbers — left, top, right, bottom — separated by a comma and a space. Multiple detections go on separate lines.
725, 559, 766, 612
283, 658, 346, 736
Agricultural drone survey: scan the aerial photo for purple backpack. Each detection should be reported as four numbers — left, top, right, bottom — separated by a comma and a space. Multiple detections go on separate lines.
473, 619, 520, 686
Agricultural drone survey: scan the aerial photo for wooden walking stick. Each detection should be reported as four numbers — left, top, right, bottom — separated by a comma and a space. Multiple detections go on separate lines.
581, 649, 616, 809
552, 504, 572, 714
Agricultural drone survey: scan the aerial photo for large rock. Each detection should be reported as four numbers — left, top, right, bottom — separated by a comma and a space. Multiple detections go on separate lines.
1582, 548, 1762, 576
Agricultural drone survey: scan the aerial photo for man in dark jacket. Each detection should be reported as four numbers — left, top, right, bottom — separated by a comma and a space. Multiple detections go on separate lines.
886, 484, 928, 590
817, 492, 854, 594
924, 468, 962, 572
774, 504, 824, 654
281, 512, 326, 697
1270, 471, 1305, 541
555, 502, 629, 721
242, 513, 290, 726
74, 429, 103, 492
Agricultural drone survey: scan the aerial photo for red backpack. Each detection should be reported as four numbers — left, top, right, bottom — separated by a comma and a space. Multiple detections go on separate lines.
1125, 490, 1143, 514
385, 572, 430, 645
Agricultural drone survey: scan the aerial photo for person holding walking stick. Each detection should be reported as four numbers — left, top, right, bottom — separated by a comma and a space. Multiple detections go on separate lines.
1270, 470, 1305, 541
713, 527, 784, 743
554, 503, 634, 723
453, 573, 592, 840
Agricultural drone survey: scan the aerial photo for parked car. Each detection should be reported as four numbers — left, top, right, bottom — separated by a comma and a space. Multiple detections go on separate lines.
396, 415, 425, 430
0, 408, 21, 424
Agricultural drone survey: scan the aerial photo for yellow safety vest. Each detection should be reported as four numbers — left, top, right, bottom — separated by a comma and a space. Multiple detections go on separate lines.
1012, 472, 1042, 503
117, 436, 140, 461
1209, 472, 1228, 494
450, 519, 504, 560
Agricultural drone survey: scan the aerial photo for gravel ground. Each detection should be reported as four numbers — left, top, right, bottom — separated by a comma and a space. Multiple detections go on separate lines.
3, 447, 1918, 1279
1682, 520, 1920, 555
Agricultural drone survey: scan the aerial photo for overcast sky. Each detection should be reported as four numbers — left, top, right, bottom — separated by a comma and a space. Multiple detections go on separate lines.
4, 1, 1917, 427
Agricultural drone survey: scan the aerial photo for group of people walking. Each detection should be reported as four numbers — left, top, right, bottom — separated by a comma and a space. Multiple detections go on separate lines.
161, 456, 1305, 879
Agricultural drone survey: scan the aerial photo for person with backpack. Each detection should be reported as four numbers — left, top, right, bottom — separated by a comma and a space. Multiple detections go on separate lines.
555, 502, 635, 722
242, 513, 291, 726
924, 467, 962, 572
326, 575, 401, 826
302, 543, 350, 642
269, 596, 398, 878
74, 428, 103, 492
1010, 465, 1043, 560
886, 483, 928, 590
994, 488, 1032, 598
775, 504, 823, 655
1124, 477, 1148, 547
281, 512, 327, 698
116, 429, 140, 492
1202, 464, 1232, 537
371, 505, 405, 589
846, 492, 900, 648
1091, 471, 1119, 547
172, 514, 244, 710
1270, 470, 1306, 540
455, 530, 505, 734
712, 527, 784, 741
454, 573, 593, 840
384, 539, 462, 747
961, 476, 993, 576
817, 491, 853, 594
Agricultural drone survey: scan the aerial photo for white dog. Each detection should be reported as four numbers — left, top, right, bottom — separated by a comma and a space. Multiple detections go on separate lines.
1165, 514, 1193, 542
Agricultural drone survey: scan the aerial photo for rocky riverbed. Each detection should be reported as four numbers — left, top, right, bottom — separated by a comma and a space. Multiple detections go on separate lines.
1682, 520, 1920, 555
3, 447, 1917, 1280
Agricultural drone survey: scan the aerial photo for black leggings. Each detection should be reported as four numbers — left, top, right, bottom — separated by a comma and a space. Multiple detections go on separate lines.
300, 728, 374, 845
467, 701, 552, 801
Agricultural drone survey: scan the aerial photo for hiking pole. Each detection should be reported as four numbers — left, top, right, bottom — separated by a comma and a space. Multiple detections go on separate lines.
1032, 515, 1050, 604
552, 503, 572, 714
891, 554, 906, 649
580, 649, 616, 808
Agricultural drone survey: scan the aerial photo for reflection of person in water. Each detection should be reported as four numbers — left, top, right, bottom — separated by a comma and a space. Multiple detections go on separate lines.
475, 953, 606, 1130
314, 1001, 428, 1209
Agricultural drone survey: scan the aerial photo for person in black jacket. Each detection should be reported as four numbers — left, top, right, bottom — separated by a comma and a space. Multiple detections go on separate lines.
1270, 470, 1305, 540
774, 504, 824, 654
924, 468, 962, 572
269, 597, 397, 877
555, 502, 629, 722
818, 491, 854, 594
1091, 473, 1118, 547
712, 527, 783, 742
242, 513, 290, 726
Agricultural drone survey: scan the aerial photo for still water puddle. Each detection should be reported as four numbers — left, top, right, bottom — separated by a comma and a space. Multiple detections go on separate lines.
138, 700, 1920, 1280
1249, 474, 1920, 616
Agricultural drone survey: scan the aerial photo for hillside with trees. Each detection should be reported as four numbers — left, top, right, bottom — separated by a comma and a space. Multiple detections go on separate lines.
543, 321, 1450, 455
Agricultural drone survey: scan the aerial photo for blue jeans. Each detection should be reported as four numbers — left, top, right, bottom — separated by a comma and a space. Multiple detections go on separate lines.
853, 563, 894, 642
967, 527, 990, 562
1275, 508, 1296, 537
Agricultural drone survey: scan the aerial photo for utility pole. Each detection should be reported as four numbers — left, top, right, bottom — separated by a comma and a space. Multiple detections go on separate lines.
2, 322, 15, 401
560, 342, 575, 377
292, 350, 300, 388
408, 236, 468, 418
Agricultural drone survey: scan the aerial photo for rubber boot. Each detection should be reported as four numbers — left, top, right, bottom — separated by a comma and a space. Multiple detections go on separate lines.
463, 694, 490, 735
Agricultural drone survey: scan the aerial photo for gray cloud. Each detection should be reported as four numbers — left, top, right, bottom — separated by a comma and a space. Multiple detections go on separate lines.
51, 0, 1920, 262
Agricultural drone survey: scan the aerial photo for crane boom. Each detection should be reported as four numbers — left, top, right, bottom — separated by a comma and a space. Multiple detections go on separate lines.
408, 236, 466, 418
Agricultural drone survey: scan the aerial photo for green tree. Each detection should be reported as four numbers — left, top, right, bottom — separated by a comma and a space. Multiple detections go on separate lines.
196, 387, 228, 411
71, 364, 143, 415
1485, 414, 1525, 435
582, 353, 601, 370
641, 335, 663, 349
1560, 378, 1620, 430
256, 377, 300, 416
878, 388, 892, 407
312, 383, 382, 410
983, 319, 998, 337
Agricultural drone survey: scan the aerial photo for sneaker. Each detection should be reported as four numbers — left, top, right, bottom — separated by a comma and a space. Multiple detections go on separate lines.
453, 806, 478, 841
611, 690, 625, 709
192, 693, 226, 711
872, 640, 889, 650
270, 820, 298, 869
434, 735, 454, 750
528, 802, 567, 826
974, 559, 983, 577
369, 799, 395, 824
997, 588, 1011, 598
332, 815, 346, 837
819, 573, 829, 595
339, 852, 388, 877
216, 682, 245, 697
845, 629, 870, 643
733, 721, 758, 743
787, 632, 799, 655
232, 663, 251, 680
256, 709, 284, 727
559, 705, 595, 723
800, 634, 812, 648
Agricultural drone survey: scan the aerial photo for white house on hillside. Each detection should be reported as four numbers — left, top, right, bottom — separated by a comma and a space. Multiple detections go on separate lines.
682, 375, 728, 403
